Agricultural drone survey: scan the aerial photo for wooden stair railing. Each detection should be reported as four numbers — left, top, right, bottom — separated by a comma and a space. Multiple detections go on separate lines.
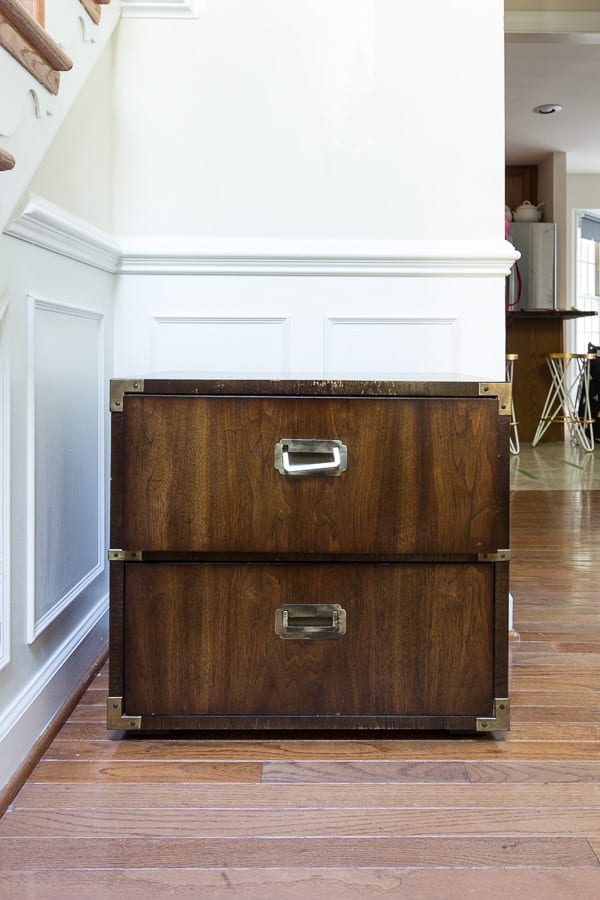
0, 0, 112, 175
78, 0, 111, 27
0, 0, 72, 94
0, 146, 16, 170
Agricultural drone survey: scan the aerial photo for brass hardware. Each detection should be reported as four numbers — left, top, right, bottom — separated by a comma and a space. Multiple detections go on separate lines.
275, 603, 347, 639
110, 378, 144, 412
274, 439, 348, 476
478, 382, 512, 415
107, 696, 141, 730
108, 549, 143, 562
476, 698, 510, 733
477, 549, 511, 562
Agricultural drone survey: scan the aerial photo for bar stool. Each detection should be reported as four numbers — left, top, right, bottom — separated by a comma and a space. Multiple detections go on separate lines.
505, 353, 520, 455
532, 352, 596, 452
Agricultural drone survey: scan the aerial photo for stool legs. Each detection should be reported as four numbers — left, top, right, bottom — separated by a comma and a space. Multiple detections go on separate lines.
532, 353, 595, 452
505, 354, 520, 455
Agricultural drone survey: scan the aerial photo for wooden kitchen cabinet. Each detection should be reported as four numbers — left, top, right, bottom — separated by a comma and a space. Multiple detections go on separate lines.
108, 379, 510, 734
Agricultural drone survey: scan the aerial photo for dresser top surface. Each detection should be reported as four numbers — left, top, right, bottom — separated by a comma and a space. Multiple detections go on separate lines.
111, 375, 506, 400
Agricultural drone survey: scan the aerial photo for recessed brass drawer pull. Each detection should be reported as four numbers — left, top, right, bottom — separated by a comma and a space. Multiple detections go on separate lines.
274, 438, 347, 476
275, 603, 347, 639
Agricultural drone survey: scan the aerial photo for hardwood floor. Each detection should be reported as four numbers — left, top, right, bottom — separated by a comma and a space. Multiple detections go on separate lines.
1, 490, 599, 898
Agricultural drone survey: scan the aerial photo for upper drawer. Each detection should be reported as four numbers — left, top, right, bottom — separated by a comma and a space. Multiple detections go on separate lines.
112, 393, 508, 555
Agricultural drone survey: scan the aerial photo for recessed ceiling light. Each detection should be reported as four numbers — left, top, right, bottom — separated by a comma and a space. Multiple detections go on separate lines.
533, 104, 563, 115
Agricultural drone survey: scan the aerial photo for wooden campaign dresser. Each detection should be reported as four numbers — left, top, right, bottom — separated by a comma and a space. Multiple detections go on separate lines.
108, 378, 511, 734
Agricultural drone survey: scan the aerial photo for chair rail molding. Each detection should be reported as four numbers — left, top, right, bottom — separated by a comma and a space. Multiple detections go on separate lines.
5, 192, 120, 272
117, 237, 518, 278
4, 196, 519, 280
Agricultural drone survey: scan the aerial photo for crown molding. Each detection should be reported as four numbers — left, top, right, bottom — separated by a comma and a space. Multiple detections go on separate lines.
4, 193, 120, 272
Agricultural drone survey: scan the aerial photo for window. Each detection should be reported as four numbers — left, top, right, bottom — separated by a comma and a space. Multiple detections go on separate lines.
575, 212, 600, 352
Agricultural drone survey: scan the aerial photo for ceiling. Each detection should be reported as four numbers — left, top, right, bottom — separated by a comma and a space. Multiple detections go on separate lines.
505, 12, 600, 172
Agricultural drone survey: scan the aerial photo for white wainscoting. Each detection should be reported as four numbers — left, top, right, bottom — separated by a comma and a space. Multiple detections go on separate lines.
0, 293, 9, 670
324, 316, 459, 376
149, 315, 292, 375
26, 295, 105, 643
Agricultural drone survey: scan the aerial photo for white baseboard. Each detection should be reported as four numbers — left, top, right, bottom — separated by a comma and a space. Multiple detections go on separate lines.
0, 596, 108, 794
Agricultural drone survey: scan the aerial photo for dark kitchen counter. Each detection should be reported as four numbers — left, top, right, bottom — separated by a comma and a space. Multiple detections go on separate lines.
506, 309, 597, 442
507, 308, 597, 319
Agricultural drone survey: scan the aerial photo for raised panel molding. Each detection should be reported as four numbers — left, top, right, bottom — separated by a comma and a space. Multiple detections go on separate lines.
149, 315, 291, 375
325, 316, 460, 376
0, 293, 10, 670
27, 295, 105, 643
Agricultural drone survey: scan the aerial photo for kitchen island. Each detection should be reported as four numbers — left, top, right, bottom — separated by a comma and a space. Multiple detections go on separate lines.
506, 309, 597, 443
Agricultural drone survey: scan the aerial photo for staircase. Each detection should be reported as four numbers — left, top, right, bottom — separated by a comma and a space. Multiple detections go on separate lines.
0, 0, 120, 231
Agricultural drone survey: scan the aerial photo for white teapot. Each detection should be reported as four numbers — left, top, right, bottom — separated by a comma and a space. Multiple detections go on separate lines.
513, 200, 544, 222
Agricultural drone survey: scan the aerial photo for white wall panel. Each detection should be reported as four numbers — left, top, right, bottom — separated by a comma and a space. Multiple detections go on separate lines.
325, 317, 459, 376
27, 296, 105, 643
149, 316, 291, 374
114, 272, 506, 381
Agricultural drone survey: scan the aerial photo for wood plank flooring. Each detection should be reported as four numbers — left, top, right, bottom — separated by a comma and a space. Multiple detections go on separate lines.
1, 490, 599, 898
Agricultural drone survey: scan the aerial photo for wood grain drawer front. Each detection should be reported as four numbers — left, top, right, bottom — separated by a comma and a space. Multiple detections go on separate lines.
123, 563, 495, 718
118, 395, 506, 554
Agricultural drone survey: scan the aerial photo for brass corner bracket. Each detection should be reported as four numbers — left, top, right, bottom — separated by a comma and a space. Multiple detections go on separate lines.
110, 379, 144, 412
477, 549, 511, 562
476, 698, 510, 733
108, 549, 143, 562
107, 696, 141, 731
479, 382, 512, 415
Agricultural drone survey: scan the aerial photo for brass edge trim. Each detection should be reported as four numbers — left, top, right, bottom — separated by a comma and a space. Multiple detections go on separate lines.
107, 697, 142, 730
476, 698, 510, 733
478, 382, 512, 415
108, 549, 143, 561
477, 549, 511, 562
110, 378, 144, 412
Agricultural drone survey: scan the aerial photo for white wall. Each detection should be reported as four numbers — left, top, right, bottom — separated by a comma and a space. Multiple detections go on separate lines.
0, 13, 117, 794
112, 0, 511, 381
114, 1, 505, 242
29, 39, 115, 233
538, 151, 567, 306
0, 236, 114, 794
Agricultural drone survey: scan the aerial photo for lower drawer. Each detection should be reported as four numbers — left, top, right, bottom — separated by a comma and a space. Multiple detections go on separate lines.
110, 561, 508, 730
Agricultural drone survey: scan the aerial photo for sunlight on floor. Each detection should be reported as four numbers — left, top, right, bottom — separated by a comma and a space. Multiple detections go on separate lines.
510, 441, 599, 491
